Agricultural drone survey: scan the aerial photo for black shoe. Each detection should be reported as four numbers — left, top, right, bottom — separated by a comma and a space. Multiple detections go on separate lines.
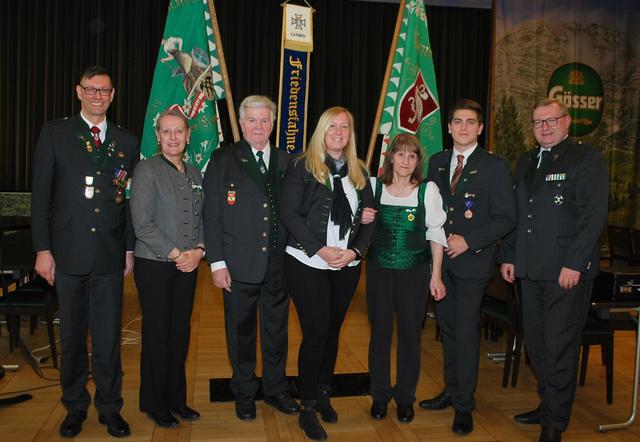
370, 402, 387, 420
264, 391, 300, 415
299, 407, 327, 440
170, 405, 200, 420
397, 404, 414, 423
59, 411, 87, 438
235, 397, 256, 420
539, 426, 562, 442
147, 411, 179, 428
452, 410, 473, 435
98, 412, 131, 438
316, 386, 338, 423
419, 391, 452, 410
514, 406, 541, 424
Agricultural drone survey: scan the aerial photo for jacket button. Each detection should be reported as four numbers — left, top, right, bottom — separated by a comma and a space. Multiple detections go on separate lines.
261, 246, 267, 252
94, 208, 100, 213
529, 198, 534, 203
527, 228, 532, 233
262, 232, 267, 237
263, 203, 268, 208
449, 207, 454, 211
90, 227, 96, 232
263, 216, 268, 221
95, 188, 101, 194
449, 220, 453, 225
96, 171, 101, 176
527, 214, 532, 219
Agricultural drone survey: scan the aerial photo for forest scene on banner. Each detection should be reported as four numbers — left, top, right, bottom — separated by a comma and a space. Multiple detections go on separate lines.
493, 0, 640, 227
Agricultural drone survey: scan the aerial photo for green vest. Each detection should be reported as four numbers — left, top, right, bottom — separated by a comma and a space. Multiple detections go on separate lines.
368, 180, 430, 270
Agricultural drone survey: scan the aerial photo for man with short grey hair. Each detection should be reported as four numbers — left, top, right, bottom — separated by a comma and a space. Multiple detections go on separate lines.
500, 98, 608, 442
202, 95, 298, 420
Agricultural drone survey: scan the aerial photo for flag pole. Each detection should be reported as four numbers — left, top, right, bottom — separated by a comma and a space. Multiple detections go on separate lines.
206, 0, 240, 142
366, 0, 406, 170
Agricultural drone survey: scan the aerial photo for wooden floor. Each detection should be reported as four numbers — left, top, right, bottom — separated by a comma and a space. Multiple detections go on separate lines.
1, 262, 640, 441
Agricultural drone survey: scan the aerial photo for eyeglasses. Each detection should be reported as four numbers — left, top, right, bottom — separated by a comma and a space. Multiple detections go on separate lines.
79, 86, 113, 96
531, 115, 567, 129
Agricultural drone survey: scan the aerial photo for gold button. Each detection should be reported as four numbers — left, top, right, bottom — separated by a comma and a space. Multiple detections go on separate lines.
449, 207, 454, 211
263, 203, 268, 208
261, 246, 267, 252
262, 232, 267, 237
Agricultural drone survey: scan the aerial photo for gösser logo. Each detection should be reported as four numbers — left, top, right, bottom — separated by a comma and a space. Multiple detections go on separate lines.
547, 62, 604, 137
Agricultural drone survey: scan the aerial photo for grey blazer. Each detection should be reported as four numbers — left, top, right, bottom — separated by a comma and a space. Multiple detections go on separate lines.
130, 154, 204, 261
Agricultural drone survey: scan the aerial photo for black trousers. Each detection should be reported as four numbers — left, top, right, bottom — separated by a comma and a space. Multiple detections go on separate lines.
56, 269, 124, 415
285, 254, 361, 400
366, 261, 430, 405
436, 269, 489, 412
223, 254, 289, 398
134, 258, 197, 413
520, 278, 592, 432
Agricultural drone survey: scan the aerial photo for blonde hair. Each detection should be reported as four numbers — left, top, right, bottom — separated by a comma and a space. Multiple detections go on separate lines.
299, 106, 367, 189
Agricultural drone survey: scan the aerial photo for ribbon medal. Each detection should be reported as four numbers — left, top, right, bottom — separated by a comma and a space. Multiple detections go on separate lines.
227, 190, 236, 205
113, 168, 128, 204
464, 200, 474, 219
406, 208, 416, 222
84, 176, 94, 199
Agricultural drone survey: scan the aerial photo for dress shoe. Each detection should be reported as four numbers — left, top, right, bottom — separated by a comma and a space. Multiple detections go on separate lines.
316, 386, 338, 423
418, 391, 452, 410
147, 411, 179, 428
514, 406, 541, 424
170, 405, 200, 420
539, 426, 562, 442
59, 411, 87, 438
264, 391, 300, 415
299, 401, 327, 441
370, 401, 387, 420
98, 412, 131, 438
397, 404, 414, 423
235, 397, 256, 420
452, 410, 473, 435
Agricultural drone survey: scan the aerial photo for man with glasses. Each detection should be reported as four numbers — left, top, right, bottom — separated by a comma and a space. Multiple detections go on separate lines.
500, 98, 608, 442
419, 99, 516, 435
32, 66, 139, 438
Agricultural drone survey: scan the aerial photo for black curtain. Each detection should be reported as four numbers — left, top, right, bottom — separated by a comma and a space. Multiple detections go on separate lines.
0, 0, 491, 191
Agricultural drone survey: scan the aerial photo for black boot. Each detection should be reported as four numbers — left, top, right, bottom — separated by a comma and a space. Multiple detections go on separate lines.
316, 385, 338, 423
299, 401, 327, 440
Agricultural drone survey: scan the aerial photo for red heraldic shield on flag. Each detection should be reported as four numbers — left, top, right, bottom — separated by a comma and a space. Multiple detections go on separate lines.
398, 70, 438, 133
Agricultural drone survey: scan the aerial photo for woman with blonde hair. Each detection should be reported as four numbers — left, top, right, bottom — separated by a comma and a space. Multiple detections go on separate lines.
281, 107, 375, 440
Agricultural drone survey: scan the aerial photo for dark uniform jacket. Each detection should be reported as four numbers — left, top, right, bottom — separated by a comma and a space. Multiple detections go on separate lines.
202, 140, 289, 284
31, 114, 139, 275
280, 156, 375, 258
499, 138, 608, 280
427, 147, 516, 278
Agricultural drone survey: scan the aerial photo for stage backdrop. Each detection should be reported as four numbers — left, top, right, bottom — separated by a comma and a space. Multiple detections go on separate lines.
492, 0, 640, 228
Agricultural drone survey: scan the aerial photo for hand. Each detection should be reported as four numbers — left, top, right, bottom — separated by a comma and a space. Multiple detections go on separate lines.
316, 246, 347, 268
558, 267, 581, 290
212, 268, 232, 292
35, 250, 56, 285
430, 275, 446, 301
176, 249, 202, 273
445, 234, 469, 259
361, 207, 377, 224
500, 263, 515, 283
332, 249, 357, 269
124, 252, 134, 277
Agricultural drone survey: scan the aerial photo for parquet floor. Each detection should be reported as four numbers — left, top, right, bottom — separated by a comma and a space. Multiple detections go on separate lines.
1, 262, 639, 441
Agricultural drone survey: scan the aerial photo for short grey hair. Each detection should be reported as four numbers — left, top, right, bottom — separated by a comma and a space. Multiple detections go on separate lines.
239, 95, 277, 122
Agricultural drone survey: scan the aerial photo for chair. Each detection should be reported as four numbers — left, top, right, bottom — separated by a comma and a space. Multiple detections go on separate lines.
481, 271, 524, 387
607, 225, 640, 265
578, 312, 614, 404
0, 247, 59, 369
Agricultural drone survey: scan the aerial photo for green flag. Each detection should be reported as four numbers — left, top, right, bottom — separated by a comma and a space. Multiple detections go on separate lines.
141, 0, 226, 170
375, 0, 442, 174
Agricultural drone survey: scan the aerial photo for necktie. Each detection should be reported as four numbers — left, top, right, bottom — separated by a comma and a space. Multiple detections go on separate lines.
450, 154, 464, 194
256, 151, 267, 174
90, 126, 102, 148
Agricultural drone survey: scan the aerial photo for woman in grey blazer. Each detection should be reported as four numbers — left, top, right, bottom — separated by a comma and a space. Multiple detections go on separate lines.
130, 108, 204, 428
